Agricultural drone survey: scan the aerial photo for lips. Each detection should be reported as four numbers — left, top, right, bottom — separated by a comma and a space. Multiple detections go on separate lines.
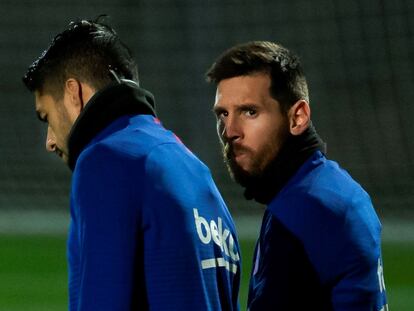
225, 143, 249, 163
232, 150, 246, 162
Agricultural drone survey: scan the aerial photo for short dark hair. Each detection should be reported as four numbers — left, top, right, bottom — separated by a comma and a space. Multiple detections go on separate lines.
206, 41, 309, 112
23, 16, 138, 99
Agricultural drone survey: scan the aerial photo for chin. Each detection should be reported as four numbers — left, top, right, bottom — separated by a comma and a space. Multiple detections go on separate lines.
226, 160, 256, 187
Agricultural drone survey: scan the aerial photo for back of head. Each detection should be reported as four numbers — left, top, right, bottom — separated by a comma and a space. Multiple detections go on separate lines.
206, 41, 309, 113
23, 16, 138, 99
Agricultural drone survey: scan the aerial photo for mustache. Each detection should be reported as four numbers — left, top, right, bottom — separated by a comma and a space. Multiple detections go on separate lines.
223, 142, 251, 160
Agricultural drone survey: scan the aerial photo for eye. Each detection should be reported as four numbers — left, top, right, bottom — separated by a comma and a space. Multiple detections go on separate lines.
214, 109, 228, 120
41, 114, 48, 123
37, 112, 48, 123
244, 108, 257, 117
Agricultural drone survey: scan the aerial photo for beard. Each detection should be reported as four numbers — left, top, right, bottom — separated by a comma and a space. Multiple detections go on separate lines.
222, 141, 274, 188
222, 127, 290, 189
223, 144, 254, 187
55, 102, 74, 164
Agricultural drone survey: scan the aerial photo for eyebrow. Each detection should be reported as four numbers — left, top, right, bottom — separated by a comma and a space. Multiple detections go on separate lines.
212, 106, 225, 114
238, 103, 260, 110
214, 102, 260, 112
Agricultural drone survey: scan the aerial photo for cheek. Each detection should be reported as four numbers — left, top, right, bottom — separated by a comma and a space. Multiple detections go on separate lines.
247, 121, 275, 148
47, 117, 58, 137
251, 134, 283, 172
251, 121, 287, 156
50, 112, 71, 144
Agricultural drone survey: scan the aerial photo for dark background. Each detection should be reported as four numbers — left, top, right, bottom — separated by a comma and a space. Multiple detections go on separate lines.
1, 0, 413, 218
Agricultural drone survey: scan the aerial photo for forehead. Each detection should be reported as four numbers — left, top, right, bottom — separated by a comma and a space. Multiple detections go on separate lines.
214, 73, 273, 107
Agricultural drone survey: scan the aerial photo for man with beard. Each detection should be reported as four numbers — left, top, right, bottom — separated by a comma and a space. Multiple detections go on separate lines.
206, 41, 388, 310
22, 17, 241, 310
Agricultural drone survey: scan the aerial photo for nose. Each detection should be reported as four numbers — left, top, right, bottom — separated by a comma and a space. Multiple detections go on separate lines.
218, 115, 241, 142
45, 126, 57, 152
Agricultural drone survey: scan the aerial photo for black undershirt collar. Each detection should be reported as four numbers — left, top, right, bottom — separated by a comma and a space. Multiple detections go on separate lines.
67, 81, 156, 171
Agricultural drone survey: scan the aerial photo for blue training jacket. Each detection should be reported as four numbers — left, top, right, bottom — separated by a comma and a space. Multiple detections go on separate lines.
248, 151, 387, 310
67, 98, 240, 310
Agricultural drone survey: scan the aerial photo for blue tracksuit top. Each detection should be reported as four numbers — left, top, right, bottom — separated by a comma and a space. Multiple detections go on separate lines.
67, 84, 240, 310
248, 151, 387, 310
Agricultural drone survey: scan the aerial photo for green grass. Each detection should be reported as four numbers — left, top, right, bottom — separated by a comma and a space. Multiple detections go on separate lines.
0, 235, 67, 311
0, 235, 412, 310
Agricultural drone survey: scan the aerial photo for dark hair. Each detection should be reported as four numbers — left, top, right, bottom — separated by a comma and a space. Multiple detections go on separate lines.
23, 16, 138, 99
206, 41, 309, 112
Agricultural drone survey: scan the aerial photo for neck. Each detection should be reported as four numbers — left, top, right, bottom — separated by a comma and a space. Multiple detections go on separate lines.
243, 123, 326, 204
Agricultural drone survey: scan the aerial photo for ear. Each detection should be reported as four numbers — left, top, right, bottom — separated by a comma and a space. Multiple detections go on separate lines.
64, 79, 96, 116
64, 78, 83, 112
288, 100, 311, 136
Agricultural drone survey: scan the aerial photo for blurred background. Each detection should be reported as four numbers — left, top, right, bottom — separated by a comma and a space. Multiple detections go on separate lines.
0, 0, 413, 310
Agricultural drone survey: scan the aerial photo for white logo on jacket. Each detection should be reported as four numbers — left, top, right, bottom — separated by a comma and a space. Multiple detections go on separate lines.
193, 208, 240, 274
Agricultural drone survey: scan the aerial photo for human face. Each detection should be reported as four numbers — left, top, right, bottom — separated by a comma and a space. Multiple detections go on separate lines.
213, 73, 289, 185
35, 92, 74, 164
